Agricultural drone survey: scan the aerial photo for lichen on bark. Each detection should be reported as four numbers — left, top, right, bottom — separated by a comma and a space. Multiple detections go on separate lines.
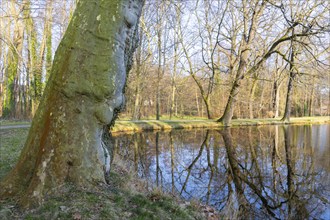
0, 0, 143, 208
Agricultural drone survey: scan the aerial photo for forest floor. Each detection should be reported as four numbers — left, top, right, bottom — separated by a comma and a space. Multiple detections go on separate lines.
0, 127, 216, 220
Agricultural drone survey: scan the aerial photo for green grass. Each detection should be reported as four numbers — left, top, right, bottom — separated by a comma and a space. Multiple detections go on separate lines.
0, 128, 29, 179
111, 116, 330, 133
0, 120, 31, 126
0, 128, 206, 220
118, 114, 208, 121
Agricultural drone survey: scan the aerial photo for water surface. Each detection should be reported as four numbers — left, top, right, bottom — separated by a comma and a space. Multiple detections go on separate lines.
114, 124, 330, 219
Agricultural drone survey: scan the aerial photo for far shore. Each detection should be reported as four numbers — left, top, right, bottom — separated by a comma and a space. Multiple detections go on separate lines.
1, 116, 329, 132
112, 116, 330, 134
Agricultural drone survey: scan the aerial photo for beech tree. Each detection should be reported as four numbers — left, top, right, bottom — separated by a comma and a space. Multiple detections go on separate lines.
0, 0, 143, 207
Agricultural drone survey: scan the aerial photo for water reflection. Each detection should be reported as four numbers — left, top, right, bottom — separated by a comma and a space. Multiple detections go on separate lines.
114, 125, 330, 219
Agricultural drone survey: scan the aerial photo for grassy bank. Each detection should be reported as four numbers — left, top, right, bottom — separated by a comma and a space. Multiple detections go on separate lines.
2, 117, 329, 133
111, 116, 330, 133
0, 128, 213, 220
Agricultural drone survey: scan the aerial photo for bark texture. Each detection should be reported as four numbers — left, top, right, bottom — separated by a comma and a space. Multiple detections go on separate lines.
0, 0, 143, 207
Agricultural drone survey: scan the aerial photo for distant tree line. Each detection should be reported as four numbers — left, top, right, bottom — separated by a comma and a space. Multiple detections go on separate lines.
1, 0, 329, 123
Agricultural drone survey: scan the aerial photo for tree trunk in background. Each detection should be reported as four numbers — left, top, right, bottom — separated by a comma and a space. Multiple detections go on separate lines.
217, 0, 265, 125
282, 31, 296, 122
308, 78, 315, 116
155, 1, 164, 120
217, 72, 243, 125
257, 80, 265, 118
23, 0, 37, 118
31, 1, 52, 116
170, 6, 180, 120
248, 78, 258, 119
132, 28, 143, 120
272, 80, 281, 118
180, 37, 213, 119
282, 70, 296, 122
0, 0, 143, 208
45, 0, 53, 81
196, 91, 200, 117
3, 2, 24, 119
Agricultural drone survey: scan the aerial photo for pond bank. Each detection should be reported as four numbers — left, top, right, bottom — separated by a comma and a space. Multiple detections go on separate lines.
111, 116, 330, 134
1, 116, 329, 132
0, 129, 211, 219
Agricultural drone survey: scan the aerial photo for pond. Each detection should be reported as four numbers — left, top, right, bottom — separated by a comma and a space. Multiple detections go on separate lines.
113, 124, 330, 219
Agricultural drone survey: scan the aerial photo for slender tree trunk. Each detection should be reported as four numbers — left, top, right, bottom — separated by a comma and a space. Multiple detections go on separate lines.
203, 96, 212, 119
132, 29, 143, 120
248, 78, 258, 119
196, 90, 200, 117
282, 28, 297, 122
170, 6, 181, 120
308, 79, 315, 116
170, 48, 177, 120
132, 76, 141, 120
155, 1, 164, 120
0, 0, 143, 208
273, 80, 282, 118
282, 72, 296, 122
257, 80, 266, 118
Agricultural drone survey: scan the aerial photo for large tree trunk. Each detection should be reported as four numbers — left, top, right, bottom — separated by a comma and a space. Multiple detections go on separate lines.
217, 75, 242, 125
0, 0, 143, 208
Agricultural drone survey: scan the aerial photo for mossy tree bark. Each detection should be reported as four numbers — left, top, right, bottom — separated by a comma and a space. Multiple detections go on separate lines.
0, 0, 143, 208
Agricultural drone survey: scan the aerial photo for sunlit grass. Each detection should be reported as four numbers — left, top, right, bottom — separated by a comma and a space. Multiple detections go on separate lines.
112, 116, 330, 133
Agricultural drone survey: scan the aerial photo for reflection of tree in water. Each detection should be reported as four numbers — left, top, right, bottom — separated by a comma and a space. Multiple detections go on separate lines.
113, 125, 330, 219
220, 126, 329, 219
